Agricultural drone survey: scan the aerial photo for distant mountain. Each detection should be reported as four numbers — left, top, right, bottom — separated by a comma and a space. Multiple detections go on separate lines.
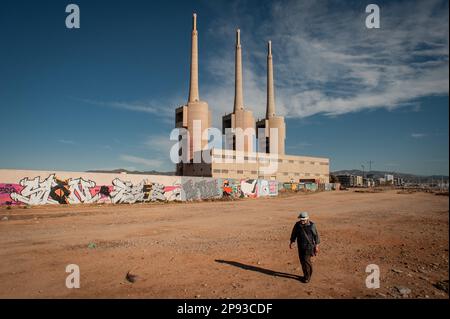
332, 169, 448, 184
86, 169, 175, 176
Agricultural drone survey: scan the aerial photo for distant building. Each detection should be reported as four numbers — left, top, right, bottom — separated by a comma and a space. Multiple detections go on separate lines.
336, 174, 363, 187
377, 177, 386, 186
356, 175, 363, 187
394, 177, 404, 186
364, 177, 375, 187
385, 174, 394, 184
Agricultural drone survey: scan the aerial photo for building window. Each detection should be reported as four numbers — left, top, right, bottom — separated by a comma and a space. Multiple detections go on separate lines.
320, 162, 328, 165
299, 161, 305, 164
305, 173, 310, 176
251, 171, 257, 174
289, 160, 294, 163
222, 169, 229, 174
283, 172, 289, 176
213, 169, 220, 173
237, 170, 244, 174
310, 161, 315, 165
244, 156, 249, 161
295, 173, 299, 176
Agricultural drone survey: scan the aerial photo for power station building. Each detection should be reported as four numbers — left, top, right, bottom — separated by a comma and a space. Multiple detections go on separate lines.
175, 14, 330, 183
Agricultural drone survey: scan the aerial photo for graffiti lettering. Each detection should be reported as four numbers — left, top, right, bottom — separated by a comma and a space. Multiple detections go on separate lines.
1, 173, 293, 206
11, 175, 58, 205
240, 179, 258, 198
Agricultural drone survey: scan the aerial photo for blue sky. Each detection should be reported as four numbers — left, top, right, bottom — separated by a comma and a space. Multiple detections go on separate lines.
0, 0, 448, 175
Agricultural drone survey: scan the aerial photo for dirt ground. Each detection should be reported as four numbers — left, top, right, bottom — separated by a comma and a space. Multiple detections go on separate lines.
0, 189, 448, 299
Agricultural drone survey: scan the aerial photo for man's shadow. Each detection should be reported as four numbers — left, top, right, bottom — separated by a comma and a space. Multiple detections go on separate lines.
215, 259, 302, 282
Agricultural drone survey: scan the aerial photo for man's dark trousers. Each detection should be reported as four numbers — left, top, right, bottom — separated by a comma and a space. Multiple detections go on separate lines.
298, 247, 313, 281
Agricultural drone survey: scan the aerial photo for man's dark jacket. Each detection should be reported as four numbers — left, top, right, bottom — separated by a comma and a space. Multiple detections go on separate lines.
290, 221, 320, 253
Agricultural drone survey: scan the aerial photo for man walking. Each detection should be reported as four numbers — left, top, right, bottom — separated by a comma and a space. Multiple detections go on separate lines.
289, 212, 320, 283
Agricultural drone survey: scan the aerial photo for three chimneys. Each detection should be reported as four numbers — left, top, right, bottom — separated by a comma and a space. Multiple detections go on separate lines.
176, 13, 285, 156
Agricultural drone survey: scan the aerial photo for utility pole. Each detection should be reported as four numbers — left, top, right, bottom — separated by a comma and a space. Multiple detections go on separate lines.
367, 160, 374, 173
361, 164, 365, 187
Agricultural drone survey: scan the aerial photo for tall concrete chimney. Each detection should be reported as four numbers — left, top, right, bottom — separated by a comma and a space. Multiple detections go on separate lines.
234, 29, 244, 112
188, 13, 199, 102
266, 40, 276, 118
257, 40, 285, 155
222, 28, 255, 153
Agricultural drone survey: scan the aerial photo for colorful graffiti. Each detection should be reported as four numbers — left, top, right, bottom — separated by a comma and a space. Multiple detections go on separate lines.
1, 174, 183, 206
0, 172, 294, 206
4, 175, 111, 205
258, 180, 270, 196
221, 179, 242, 198
7, 175, 111, 205
180, 177, 221, 201
282, 182, 323, 192
240, 179, 258, 198
256, 180, 278, 197
0, 183, 21, 206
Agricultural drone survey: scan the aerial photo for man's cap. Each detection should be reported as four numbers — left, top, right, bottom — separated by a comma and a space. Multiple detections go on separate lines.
298, 212, 309, 220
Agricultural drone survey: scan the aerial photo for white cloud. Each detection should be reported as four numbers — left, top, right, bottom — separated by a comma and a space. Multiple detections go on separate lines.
116, 134, 178, 171
143, 134, 175, 154
79, 98, 177, 124
203, 0, 449, 120
78, 1, 448, 125
411, 133, 427, 138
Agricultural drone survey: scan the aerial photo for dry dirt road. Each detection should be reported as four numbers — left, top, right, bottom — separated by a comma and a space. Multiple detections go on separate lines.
0, 189, 448, 299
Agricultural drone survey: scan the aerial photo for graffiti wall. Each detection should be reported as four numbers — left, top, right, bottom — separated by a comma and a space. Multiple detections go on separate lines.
0, 176, 182, 206
180, 177, 221, 201
220, 179, 242, 198
258, 180, 278, 197
240, 179, 258, 198
0, 169, 182, 206
0, 169, 282, 206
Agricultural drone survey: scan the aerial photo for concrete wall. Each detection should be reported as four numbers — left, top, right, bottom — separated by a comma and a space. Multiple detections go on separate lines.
0, 169, 279, 206
281, 182, 340, 192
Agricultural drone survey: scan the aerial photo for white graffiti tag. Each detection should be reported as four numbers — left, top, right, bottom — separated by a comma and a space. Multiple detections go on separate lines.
240, 179, 258, 198
10, 175, 59, 205
149, 183, 166, 201
67, 178, 101, 204
110, 178, 147, 204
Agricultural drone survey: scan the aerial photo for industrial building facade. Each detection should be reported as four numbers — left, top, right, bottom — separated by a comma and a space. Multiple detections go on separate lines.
179, 149, 330, 183
175, 14, 330, 184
